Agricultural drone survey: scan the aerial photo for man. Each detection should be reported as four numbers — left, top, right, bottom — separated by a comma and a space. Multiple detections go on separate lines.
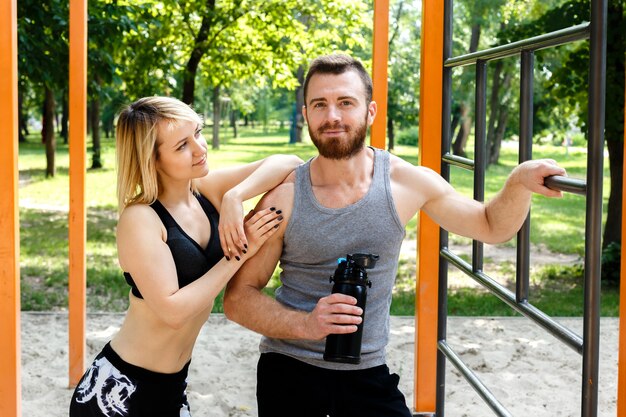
223, 54, 566, 417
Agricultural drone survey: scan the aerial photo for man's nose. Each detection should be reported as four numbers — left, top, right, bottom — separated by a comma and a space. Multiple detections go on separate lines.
326, 105, 341, 122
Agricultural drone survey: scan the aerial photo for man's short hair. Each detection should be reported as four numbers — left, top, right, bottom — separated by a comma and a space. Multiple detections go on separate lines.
303, 54, 373, 105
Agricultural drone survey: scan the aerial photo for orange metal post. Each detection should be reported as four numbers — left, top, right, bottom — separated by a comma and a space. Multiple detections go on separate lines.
618, 75, 626, 417
415, 0, 444, 413
370, 0, 389, 150
0, 1, 21, 416
68, 0, 88, 387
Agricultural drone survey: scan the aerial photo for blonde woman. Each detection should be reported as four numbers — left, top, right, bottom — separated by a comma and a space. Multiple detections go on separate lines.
69, 96, 301, 416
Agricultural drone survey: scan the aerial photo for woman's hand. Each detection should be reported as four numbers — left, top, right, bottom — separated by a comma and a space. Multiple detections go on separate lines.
241, 207, 284, 259
218, 190, 247, 260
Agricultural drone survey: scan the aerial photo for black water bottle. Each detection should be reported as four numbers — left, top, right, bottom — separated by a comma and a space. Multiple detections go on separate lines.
324, 253, 379, 364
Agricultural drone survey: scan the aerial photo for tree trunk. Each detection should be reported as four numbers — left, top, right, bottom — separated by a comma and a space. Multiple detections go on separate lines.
452, 23, 481, 157
603, 137, 623, 250
90, 95, 102, 169
449, 103, 461, 144
230, 109, 238, 139
489, 105, 509, 165
43, 87, 56, 177
600, 0, 625, 285
387, 117, 395, 151
486, 61, 503, 166
103, 114, 114, 138
469, 24, 480, 53
452, 103, 470, 157
293, 65, 305, 143
212, 86, 221, 150
181, 0, 215, 105
61, 91, 69, 144
18, 87, 27, 142
487, 65, 512, 166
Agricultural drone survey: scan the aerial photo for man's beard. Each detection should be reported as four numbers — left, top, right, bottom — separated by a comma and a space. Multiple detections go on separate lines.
308, 115, 368, 160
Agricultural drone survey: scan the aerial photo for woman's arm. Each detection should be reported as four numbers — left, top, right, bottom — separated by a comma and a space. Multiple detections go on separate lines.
117, 204, 284, 329
197, 154, 302, 258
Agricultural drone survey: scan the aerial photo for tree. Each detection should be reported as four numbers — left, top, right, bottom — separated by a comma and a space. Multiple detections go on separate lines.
387, 0, 421, 150
503, 0, 625, 282
18, 0, 69, 177
87, 0, 137, 169
175, 0, 368, 147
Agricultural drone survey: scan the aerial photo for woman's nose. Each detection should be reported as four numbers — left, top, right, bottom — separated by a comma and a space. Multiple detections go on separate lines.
192, 135, 207, 153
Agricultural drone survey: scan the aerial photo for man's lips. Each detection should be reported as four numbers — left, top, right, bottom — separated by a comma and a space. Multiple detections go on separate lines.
320, 128, 348, 136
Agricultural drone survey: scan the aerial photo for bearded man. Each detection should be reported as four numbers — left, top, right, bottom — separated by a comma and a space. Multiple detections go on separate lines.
223, 53, 566, 417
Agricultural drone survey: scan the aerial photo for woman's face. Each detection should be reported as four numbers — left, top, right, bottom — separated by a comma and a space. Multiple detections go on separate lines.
155, 119, 208, 183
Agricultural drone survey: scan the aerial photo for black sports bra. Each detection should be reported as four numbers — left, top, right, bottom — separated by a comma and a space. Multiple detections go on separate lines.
124, 193, 223, 299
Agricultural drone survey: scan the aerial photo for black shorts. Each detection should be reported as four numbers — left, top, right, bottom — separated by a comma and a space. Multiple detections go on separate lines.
257, 352, 412, 417
69, 342, 192, 417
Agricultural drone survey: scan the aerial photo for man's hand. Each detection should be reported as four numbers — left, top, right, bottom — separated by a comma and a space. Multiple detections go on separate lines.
303, 293, 363, 340
510, 159, 567, 198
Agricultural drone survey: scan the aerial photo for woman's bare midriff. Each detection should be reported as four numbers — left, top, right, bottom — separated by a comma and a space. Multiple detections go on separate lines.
110, 294, 213, 374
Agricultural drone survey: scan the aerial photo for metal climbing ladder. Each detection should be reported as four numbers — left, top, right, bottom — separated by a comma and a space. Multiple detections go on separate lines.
434, 0, 607, 415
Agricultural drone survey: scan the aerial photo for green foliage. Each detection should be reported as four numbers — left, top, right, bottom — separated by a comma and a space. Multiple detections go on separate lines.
387, 0, 421, 131
18, 0, 69, 90
395, 127, 419, 146
601, 242, 621, 287
18, 128, 619, 316
499, 0, 625, 144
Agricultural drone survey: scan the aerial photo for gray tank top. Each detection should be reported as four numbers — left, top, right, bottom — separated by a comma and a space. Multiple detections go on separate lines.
259, 148, 406, 370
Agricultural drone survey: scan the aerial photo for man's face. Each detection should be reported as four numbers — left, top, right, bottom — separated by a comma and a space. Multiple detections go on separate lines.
303, 70, 376, 160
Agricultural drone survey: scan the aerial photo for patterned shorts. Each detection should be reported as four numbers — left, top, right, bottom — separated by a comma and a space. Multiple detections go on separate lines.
69, 342, 192, 417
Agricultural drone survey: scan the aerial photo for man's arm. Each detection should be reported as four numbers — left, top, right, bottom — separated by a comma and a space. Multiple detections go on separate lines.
223, 179, 363, 340
390, 156, 566, 244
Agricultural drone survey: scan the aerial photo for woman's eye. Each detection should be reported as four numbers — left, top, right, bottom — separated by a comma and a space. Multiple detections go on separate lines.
177, 142, 187, 151
194, 129, 202, 137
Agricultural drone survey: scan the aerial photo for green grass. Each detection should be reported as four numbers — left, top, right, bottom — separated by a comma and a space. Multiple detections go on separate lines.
17, 127, 619, 316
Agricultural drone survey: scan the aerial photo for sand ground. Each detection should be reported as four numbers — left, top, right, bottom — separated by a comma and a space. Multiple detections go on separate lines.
20, 312, 618, 416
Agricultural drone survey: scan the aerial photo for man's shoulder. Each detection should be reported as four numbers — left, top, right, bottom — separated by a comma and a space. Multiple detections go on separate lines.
388, 153, 439, 183
261, 171, 296, 208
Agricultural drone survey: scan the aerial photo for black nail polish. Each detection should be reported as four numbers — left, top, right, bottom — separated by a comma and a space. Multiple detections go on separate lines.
235, 256, 241, 261
277, 215, 284, 221
274, 224, 280, 228
244, 244, 248, 249
225, 256, 230, 261
242, 250, 247, 254
270, 207, 276, 211
276, 210, 282, 214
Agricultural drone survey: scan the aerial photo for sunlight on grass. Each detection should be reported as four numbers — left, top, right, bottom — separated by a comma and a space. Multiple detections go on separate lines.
17, 128, 618, 315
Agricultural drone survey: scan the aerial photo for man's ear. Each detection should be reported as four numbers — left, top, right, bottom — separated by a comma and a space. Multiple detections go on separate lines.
301, 105, 307, 120
367, 101, 377, 126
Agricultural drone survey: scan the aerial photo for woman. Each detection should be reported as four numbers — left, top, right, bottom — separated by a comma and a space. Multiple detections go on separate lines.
69, 96, 301, 416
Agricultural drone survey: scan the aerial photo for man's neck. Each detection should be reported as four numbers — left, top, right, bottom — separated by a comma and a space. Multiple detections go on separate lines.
309, 146, 374, 188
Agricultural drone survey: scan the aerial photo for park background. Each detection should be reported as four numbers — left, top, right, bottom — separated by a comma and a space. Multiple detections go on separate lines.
16, 0, 625, 316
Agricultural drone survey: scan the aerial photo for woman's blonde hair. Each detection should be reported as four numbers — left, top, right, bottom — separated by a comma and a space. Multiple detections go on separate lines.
115, 96, 203, 211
